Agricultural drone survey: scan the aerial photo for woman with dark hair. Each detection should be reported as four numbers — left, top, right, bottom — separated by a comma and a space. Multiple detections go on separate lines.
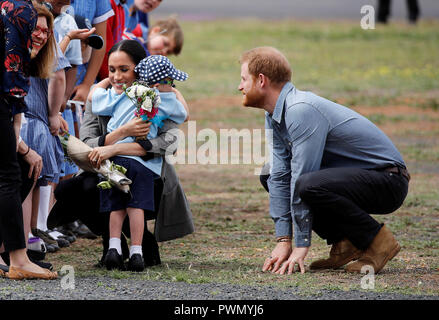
49, 40, 194, 271
0, 0, 57, 280
88, 40, 188, 271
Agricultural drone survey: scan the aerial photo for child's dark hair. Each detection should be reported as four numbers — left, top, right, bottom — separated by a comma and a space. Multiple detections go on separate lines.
108, 40, 147, 66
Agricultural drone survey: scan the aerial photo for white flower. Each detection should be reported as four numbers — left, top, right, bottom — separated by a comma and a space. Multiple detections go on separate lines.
126, 88, 136, 99
135, 85, 149, 97
154, 95, 161, 107
141, 97, 153, 111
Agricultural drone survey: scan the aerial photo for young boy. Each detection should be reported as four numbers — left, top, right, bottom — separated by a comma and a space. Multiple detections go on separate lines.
123, 17, 184, 57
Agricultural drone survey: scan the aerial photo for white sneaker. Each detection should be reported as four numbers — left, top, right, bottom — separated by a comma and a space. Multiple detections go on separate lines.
27, 237, 47, 253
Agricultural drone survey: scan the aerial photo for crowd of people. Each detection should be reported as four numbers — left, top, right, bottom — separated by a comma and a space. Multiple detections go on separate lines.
1, 0, 410, 282
1, 0, 194, 280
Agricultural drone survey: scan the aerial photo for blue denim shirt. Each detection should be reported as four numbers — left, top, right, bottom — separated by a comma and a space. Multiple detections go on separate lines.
266, 82, 405, 247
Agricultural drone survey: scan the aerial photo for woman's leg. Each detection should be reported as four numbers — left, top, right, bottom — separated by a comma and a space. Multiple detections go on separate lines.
30, 186, 40, 231
0, 108, 54, 278
22, 184, 36, 244
0, 251, 6, 266
0, 109, 26, 261
48, 182, 57, 214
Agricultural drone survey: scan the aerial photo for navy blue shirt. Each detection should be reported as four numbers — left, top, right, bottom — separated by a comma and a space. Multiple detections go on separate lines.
0, 0, 37, 114
266, 82, 405, 247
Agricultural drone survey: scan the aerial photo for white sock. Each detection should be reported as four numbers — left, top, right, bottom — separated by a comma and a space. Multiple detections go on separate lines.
129, 245, 143, 258
37, 185, 51, 231
49, 230, 64, 239
109, 238, 122, 255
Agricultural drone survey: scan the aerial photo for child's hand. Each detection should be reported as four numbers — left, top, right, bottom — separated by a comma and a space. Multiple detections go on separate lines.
122, 117, 151, 138
67, 28, 96, 41
48, 114, 61, 136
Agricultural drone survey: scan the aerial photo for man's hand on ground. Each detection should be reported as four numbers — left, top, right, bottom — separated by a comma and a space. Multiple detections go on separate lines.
262, 241, 292, 273
275, 247, 310, 275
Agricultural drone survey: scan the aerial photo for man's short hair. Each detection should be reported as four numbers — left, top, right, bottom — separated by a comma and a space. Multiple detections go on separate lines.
240, 47, 291, 85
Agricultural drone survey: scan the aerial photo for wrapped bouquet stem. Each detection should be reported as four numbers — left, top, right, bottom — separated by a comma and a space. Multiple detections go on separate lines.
59, 132, 132, 193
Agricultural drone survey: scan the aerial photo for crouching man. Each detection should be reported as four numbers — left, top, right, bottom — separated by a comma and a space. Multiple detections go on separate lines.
238, 47, 409, 275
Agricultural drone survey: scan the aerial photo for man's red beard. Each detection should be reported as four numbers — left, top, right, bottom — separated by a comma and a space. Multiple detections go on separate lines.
242, 84, 264, 108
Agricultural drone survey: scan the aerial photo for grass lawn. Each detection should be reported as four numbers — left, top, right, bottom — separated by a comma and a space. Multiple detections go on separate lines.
49, 19, 439, 297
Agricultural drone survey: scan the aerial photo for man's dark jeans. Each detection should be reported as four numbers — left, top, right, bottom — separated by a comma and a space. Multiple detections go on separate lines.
295, 167, 409, 250
260, 165, 409, 250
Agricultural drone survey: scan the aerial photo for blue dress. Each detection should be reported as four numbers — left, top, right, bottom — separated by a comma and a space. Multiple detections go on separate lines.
21, 48, 71, 185
21, 77, 65, 185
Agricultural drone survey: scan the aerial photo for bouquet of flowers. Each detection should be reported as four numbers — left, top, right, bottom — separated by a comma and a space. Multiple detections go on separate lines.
59, 132, 132, 193
123, 80, 161, 141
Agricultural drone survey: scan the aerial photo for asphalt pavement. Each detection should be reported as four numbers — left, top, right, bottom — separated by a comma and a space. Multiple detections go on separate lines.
154, 0, 439, 20
0, 277, 437, 300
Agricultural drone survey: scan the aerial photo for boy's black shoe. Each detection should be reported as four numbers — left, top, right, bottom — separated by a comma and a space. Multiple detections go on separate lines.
27, 249, 45, 262
104, 249, 126, 271
55, 237, 70, 248
128, 254, 144, 272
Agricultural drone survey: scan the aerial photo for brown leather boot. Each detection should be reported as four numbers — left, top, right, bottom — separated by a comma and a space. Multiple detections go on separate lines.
345, 225, 400, 274
310, 239, 362, 270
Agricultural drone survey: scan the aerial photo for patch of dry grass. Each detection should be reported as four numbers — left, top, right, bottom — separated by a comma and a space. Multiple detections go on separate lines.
48, 19, 438, 297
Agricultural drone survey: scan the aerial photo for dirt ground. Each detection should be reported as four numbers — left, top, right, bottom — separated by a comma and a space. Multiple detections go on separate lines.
25, 95, 439, 298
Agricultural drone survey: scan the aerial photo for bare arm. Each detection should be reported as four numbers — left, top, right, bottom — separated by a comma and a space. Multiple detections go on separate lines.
61, 66, 78, 112
87, 119, 180, 168
80, 99, 150, 148
88, 142, 147, 168
71, 21, 107, 103
103, 118, 151, 146
13, 114, 21, 152
87, 78, 111, 103
58, 28, 96, 54
17, 139, 43, 182
102, 119, 179, 155
48, 69, 66, 135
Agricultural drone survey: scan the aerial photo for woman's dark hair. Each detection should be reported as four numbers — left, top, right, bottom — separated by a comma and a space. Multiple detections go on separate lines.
108, 40, 147, 66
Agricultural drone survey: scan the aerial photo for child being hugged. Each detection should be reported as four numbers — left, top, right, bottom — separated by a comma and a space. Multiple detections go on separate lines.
87, 40, 189, 272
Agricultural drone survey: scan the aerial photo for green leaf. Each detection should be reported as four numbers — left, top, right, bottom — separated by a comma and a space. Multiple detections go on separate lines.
97, 181, 112, 190
113, 164, 128, 175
